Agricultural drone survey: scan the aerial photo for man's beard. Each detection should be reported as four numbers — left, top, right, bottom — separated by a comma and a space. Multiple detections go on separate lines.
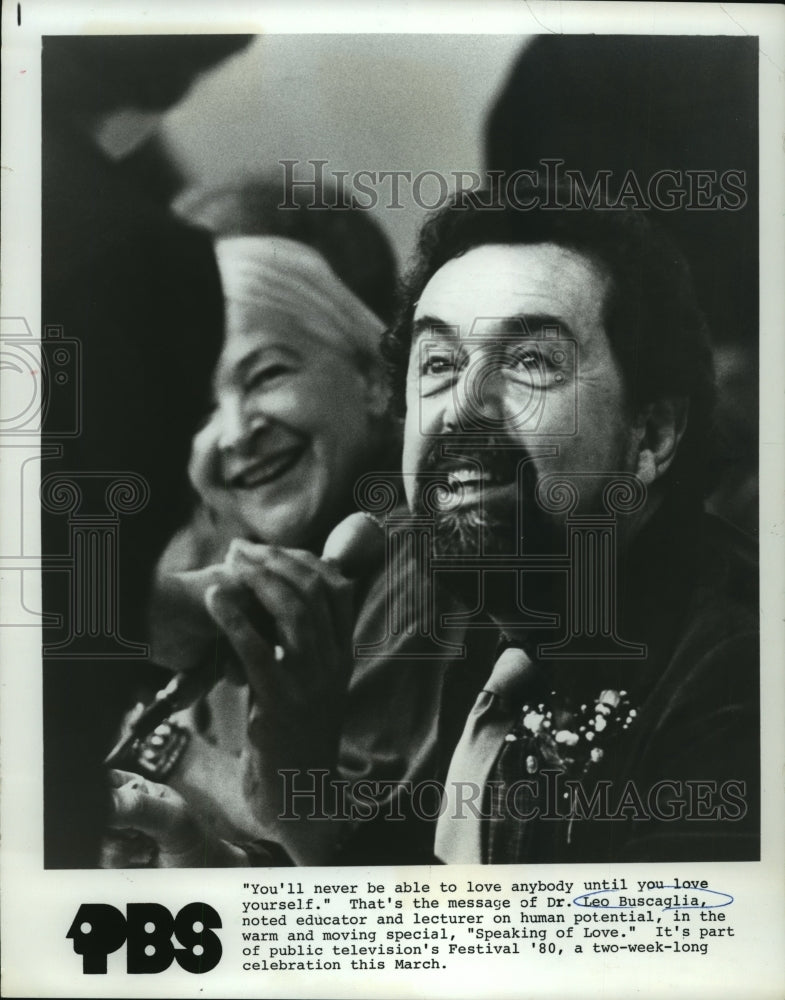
410, 435, 560, 559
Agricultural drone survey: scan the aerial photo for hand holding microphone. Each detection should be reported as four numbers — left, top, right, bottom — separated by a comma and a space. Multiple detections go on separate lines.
105, 511, 385, 769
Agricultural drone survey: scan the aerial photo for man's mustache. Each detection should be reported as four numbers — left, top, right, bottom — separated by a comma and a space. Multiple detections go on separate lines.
412, 435, 563, 559
416, 435, 538, 482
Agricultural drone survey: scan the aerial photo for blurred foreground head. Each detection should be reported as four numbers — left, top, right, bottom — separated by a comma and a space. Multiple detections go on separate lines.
43, 34, 254, 113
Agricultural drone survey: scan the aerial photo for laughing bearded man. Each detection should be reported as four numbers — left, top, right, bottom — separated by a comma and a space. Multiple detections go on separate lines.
382, 188, 759, 864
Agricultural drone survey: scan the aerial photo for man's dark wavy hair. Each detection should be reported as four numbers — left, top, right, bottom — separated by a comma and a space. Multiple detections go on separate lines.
383, 188, 718, 501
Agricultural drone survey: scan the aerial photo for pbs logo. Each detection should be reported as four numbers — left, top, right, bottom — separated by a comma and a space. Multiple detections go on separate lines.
67, 902, 221, 974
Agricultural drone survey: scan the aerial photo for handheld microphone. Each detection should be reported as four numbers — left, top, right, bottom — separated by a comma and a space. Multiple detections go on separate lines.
104, 511, 385, 768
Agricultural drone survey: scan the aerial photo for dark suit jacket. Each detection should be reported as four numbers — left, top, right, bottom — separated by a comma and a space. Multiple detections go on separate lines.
441, 500, 759, 864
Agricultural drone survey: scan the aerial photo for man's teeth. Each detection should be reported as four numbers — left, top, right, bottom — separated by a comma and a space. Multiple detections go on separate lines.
448, 468, 492, 486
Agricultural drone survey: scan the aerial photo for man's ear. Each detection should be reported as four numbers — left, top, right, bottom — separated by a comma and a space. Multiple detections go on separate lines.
633, 397, 689, 486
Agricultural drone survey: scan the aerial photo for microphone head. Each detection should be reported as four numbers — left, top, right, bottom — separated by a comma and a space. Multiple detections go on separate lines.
321, 511, 386, 578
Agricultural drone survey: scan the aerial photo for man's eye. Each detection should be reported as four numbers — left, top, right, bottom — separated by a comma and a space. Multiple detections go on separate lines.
421, 355, 456, 377
507, 347, 542, 374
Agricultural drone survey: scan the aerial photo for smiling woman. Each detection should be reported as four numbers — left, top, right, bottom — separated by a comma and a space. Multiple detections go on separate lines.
103, 180, 453, 867
193, 233, 391, 551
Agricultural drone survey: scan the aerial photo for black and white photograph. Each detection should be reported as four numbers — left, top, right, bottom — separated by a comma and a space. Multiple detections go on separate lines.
2, 2, 784, 997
